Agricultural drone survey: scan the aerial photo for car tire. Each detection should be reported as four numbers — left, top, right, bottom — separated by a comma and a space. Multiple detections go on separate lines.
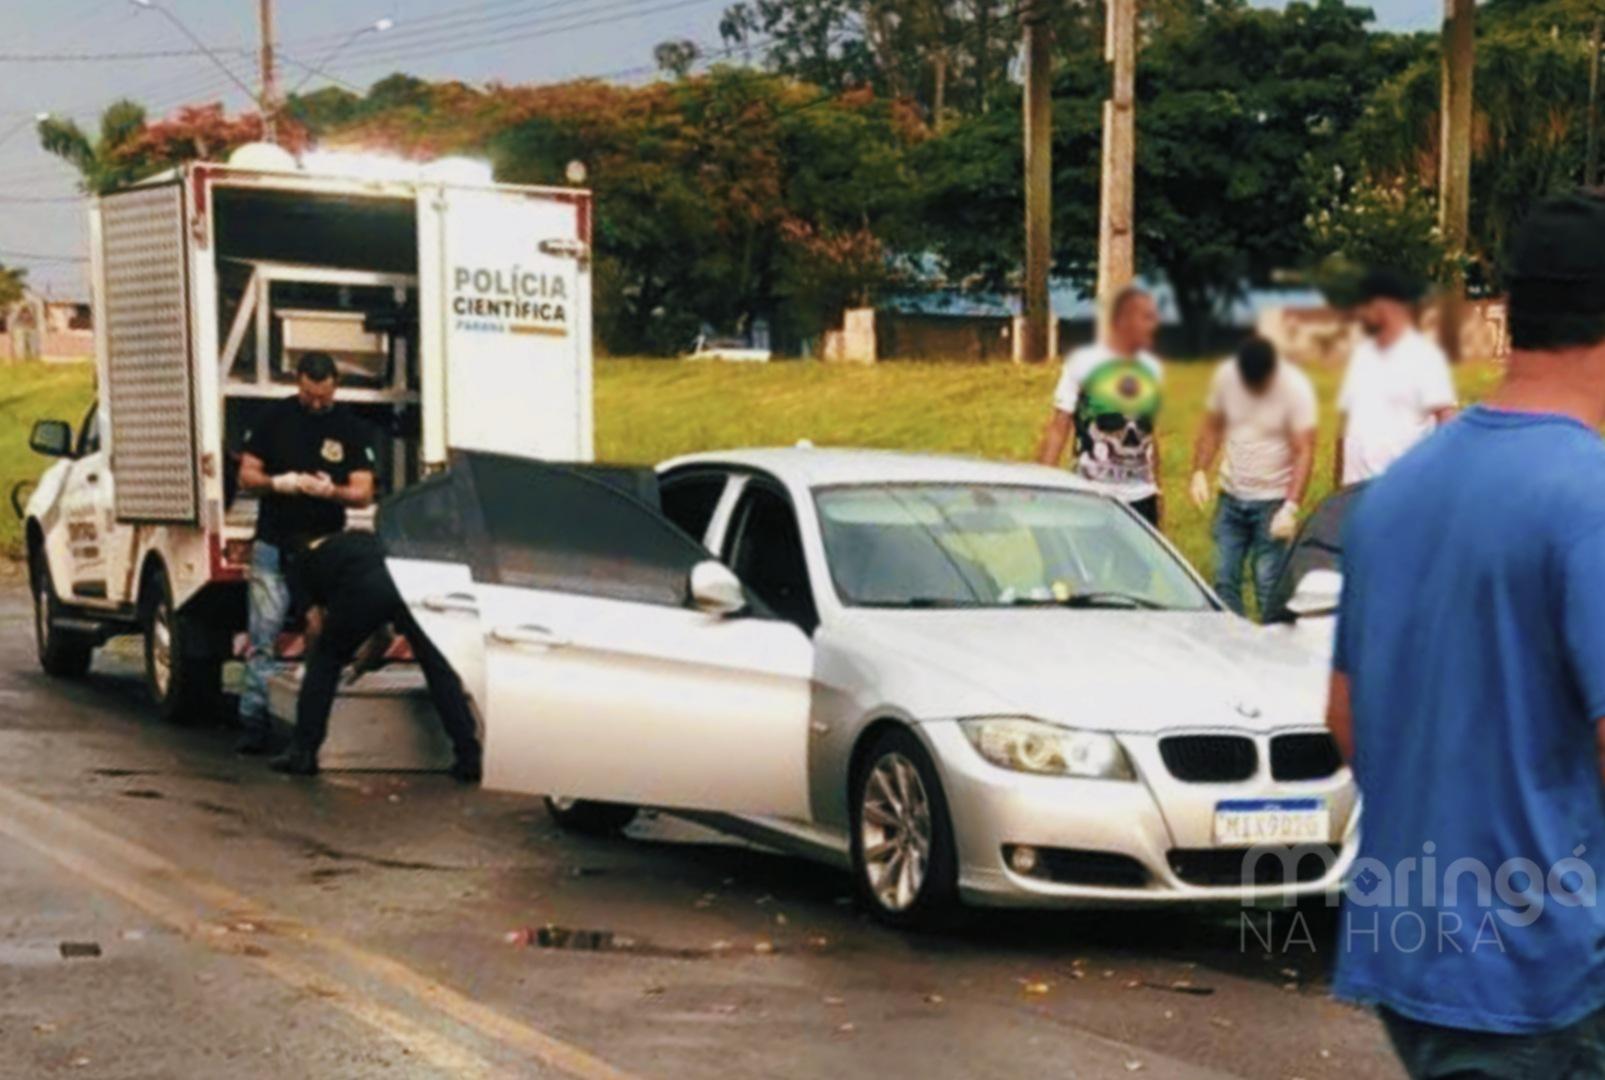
543, 796, 639, 836
850, 727, 961, 931
141, 565, 221, 726
30, 550, 93, 679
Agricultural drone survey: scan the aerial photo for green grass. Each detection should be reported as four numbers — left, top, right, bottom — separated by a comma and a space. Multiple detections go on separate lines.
595, 357, 1504, 575
0, 355, 1504, 575
0, 362, 95, 559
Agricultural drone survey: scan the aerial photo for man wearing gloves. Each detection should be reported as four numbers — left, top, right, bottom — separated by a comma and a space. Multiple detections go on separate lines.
233, 352, 377, 753
1189, 336, 1317, 618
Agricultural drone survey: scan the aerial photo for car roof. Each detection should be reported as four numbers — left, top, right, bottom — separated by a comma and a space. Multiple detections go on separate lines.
659, 446, 1107, 493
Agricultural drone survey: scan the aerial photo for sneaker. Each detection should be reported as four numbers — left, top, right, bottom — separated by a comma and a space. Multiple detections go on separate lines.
269, 749, 319, 776
235, 728, 278, 756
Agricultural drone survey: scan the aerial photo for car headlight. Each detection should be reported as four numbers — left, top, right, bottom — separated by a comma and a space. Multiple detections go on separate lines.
959, 717, 1135, 780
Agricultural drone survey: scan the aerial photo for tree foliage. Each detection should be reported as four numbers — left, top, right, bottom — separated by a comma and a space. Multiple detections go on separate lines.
0, 263, 27, 310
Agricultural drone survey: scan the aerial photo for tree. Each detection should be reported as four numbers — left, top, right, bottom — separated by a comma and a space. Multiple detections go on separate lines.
39, 101, 305, 195
655, 39, 703, 79
0, 263, 26, 310
918, 0, 1422, 347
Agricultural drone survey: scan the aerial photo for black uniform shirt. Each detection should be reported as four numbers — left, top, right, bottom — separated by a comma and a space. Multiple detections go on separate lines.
243, 397, 377, 550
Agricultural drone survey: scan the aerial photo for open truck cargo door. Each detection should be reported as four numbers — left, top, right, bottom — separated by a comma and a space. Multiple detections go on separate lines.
417, 185, 593, 467
383, 453, 814, 819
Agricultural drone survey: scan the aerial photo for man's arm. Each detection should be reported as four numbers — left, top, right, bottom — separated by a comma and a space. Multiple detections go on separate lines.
1287, 428, 1316, 507
1191, 411, 1224, 476
1036, 410, 1074, 467
238, 451, 274, 495
1326, 671, 1353, 763
331, 470, 374, 509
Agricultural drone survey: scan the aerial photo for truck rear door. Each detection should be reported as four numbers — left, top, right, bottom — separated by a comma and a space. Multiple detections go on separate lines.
417, 184, 593, 467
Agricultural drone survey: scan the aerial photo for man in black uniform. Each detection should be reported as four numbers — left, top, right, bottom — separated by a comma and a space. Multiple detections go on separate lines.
270, 529, 482, 781
235, 352, 378, 754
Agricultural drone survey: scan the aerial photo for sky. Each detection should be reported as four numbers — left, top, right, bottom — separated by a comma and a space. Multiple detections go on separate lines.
0, 0, 1441, 296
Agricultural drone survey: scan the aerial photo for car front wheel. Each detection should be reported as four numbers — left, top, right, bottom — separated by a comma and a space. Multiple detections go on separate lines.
851, 727, 960, 930
31, 553, 92, 678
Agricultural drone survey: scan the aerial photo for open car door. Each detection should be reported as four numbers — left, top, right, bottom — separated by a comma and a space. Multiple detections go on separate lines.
390, 453, 815, 819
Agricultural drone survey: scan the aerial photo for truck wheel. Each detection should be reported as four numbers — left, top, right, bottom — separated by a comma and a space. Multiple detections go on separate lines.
141, 565, 221, 726
543, 797, 638, 836
30, 552, 92, 678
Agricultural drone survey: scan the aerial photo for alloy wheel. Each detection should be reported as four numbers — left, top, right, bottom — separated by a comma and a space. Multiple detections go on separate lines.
859, 752, 934, 912
149, 596, 173, 701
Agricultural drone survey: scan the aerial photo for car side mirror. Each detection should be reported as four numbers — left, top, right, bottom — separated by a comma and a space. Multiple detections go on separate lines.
1286, 569, 1342, 619
690, 560, 747, 616
29, 419, 74, 459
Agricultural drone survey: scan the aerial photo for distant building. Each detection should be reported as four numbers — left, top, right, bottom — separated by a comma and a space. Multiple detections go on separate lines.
0, 291, 93, 361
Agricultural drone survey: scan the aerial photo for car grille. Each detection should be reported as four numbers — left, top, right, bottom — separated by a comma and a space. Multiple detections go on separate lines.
1158, 735, 1257, 782
1269, 733, 1344, 781
1032, 848, 1149, 889
1168, 844, 1340, 888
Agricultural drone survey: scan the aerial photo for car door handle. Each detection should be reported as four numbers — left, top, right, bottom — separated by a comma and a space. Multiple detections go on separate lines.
491, 624, 570, 650
421, 592, 478, 615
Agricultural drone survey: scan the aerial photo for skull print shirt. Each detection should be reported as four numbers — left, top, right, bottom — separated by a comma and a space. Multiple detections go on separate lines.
1052, 344, 1164, 502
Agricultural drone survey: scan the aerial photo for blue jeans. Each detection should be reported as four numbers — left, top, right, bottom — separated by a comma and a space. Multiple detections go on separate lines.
239, 541, 291, 731
1211, 493, 1287, 619
1381, 1007, 1605, 1079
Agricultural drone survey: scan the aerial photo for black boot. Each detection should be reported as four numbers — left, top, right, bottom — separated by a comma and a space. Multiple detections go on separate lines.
270, 747, 319, 776
235, 726, 278, 756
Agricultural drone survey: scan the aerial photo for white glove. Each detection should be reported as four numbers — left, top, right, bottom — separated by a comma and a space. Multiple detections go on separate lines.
270, 472, 307, 495
1189, 470, 1212, 510
1269, 501, 1300, 541
297, 472, 337, 499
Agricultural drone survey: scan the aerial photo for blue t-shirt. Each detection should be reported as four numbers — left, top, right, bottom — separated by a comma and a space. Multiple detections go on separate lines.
1334, 406, 1605, 1034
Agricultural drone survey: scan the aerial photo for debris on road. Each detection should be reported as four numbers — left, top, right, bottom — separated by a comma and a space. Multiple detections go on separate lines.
58, 942, 101, 959
1140, 979, 1215, 997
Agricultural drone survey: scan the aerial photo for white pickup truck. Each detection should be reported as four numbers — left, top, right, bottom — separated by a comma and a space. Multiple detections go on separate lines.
23, 145, 595, 723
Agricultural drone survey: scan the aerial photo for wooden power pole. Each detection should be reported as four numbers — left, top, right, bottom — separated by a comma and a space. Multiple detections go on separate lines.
1020, 1, 1054, 364
1097, 0, 1137, 339
1438, 0, 1473, 361
259, 0, 280, 144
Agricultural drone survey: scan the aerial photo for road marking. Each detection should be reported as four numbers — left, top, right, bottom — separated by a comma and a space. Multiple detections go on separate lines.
0, 781, 637, 1080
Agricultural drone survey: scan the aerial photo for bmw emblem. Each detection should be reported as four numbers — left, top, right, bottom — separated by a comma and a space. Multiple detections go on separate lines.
1235, 702, 1262, 719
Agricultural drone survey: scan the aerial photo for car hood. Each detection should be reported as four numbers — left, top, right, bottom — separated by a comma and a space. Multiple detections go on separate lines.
834, 608, 1327, 734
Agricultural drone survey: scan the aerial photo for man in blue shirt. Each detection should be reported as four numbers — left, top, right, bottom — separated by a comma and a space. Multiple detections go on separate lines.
1328, 193, 1605, 1076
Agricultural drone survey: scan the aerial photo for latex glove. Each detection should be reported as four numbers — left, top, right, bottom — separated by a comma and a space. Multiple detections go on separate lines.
270, 471, 307, 495
297, 472, 337, 499
1188, 470, 1212, 510
1269, 500, 1300, 541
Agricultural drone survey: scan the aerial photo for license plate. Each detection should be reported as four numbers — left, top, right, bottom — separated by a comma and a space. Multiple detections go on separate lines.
1213, 798, 1329, 847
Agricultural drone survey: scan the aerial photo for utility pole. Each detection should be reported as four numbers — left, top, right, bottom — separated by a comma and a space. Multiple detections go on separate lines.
1438, 0, 1473, 361
1588, 16, 1602, 187
1020, 0, 1054, 364
1097, 0, 1137, 340
259, 0, 279, 144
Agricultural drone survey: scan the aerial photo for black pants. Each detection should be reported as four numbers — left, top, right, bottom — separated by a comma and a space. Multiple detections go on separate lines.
1380, 1006, 1605, 1079
291, 567, 479, 764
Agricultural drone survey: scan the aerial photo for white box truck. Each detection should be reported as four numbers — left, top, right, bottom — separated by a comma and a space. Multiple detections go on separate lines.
22, 147, 594, 723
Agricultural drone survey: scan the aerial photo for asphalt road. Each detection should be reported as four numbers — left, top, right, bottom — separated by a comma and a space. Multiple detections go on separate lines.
0, 585, 1404, 1080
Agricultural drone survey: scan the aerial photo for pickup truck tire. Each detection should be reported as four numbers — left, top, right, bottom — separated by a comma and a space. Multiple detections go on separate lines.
141, 565, 221, 726
30, 554, 93, 679
543, 797, 639, 836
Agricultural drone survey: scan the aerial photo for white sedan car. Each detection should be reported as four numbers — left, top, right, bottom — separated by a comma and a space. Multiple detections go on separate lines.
383, 448, 1357, 928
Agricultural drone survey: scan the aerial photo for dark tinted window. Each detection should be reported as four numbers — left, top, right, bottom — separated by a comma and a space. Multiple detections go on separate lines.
1264, 484, 1366, 622
468, 455, 703, 607
77, 404, 100, 457
660, 472, 726, 544
377, 472, 468, 564
726, 485, 817, 631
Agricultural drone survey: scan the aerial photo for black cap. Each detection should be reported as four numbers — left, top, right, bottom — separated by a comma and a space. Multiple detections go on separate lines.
1355, 267, 1425, 305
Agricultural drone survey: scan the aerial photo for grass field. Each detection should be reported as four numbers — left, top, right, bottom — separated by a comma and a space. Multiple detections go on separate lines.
0, 355, 1503, 573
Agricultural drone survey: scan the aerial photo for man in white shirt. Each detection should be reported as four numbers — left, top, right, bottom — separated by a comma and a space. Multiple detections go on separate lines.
1036, 287, 1166, 526
1189, 337, 1318, 618
1334, 269, 1457, 487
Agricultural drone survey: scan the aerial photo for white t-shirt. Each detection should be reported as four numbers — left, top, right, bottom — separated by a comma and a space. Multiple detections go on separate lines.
1053, 344, 1164, 501
1338, 329, 1456, 485
1207, 359, 1318, 502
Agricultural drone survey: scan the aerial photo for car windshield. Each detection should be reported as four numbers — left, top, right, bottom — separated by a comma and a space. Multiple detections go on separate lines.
815, 484, 1214, 612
